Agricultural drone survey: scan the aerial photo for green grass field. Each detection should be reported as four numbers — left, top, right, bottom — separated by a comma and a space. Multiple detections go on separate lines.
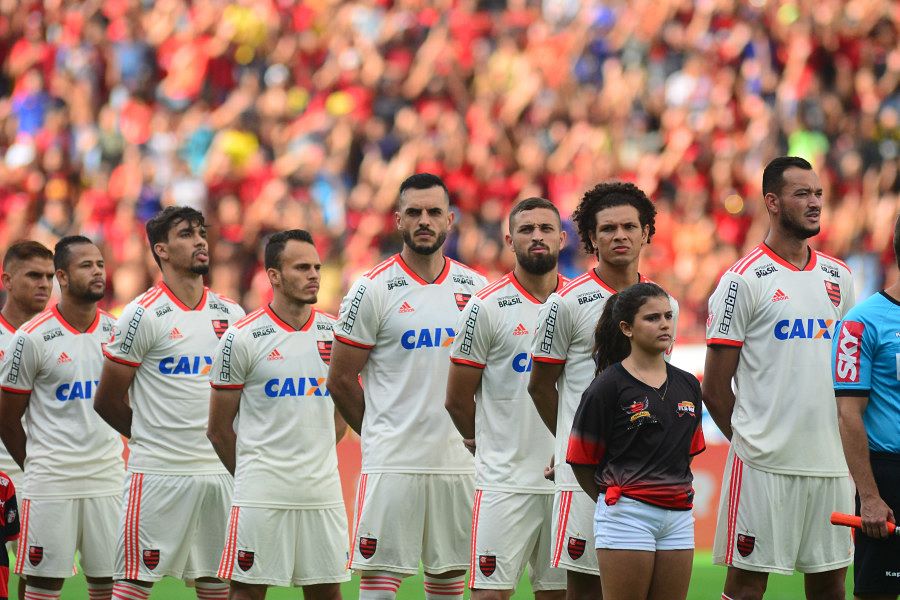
8, 552, 853, 598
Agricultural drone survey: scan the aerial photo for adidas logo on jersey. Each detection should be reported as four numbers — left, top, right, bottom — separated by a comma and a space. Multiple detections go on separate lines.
399, 302, 415, 314
771, 289, 789, 302
169, 327, 184, 339
57, 352, 72, 364
267, 348, 284, 361
513, 323, 529, 336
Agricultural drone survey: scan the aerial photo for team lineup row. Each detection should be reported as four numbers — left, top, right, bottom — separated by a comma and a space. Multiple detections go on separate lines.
0, 160, 896, 600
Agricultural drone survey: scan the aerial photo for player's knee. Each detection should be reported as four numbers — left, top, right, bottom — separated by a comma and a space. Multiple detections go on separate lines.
301, 583, 342, 600
227, 580, 266, 600
534, 589, 566, 600
723, 568, 768, 600
470, 589, 511, 600
565, 571, 600, 600
23, 576, 64, 591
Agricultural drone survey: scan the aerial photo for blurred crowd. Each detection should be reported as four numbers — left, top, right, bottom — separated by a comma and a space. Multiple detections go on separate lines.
0, 0, 897, 340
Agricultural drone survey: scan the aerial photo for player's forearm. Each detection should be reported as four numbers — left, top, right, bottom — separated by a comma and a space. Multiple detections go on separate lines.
207, 427, 237, 475
838, 404, 880, 499
0, 423, 26, 470
327, 375, 365, 435
444, 396, 476, 440
93, 396, 133, 438
334, 410, 348, 444
571, 464, 600, 502
528, 380, 558, 434
701, 382, 734, 440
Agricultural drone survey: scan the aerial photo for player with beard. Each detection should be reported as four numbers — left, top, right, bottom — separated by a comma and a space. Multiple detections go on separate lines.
704, 157, 855, 600
328, 174, 487, 600
0, 236, 123, 600
208, 230, 350, 599
528, 183, 676, 600
446, 198, 568, 599
94, 207, 244, 600
0, 240, 53, 600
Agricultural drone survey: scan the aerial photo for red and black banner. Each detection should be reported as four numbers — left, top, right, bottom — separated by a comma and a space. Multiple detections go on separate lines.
212, 319, 229, 339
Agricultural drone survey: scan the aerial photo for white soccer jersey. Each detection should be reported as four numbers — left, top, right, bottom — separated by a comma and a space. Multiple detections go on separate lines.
450, 272, 568, 493
104, 283, 245, 474
531, 271, 678, 491
0, 314, 20, 476
335, 254, 487, 473
0, 305, 123, 498
706, 244, 855, 476
209, 306, 343, 509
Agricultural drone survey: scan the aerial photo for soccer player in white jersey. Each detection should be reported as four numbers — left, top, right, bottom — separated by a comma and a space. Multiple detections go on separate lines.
0, 236, 123, 600
94, 207, 245, 600
0, 240, 54, 600
207, 229, 349, 600
528, 182, 673, 600
328, 173, 487, 600
704, 157, 855, 600
446, 197, 568, 600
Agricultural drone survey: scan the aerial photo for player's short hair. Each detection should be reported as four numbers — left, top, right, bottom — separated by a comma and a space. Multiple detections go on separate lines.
146, 206, 206, 267
508, 197, 560, 232
593, 282, 669, 374
2, 240, 53, 271
54, 235, 95, 271
398, 173, 450, 207
265, 229, 315, 270
762, 156, 813, 197
571, 182, 656, 255
894, 213, 900, 270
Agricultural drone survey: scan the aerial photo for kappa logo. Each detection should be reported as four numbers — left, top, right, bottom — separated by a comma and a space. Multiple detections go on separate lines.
825, 281, 841, 307
834, 321, 864, 383
169, 327, 183, 340
29, 545, 43, 566
267, 348, 284, 361
771, 289, 789, 302
317, 340, 332, 365
143, 548, 160, 570
359, 537, 377, 559
479, 554, 496, 577
57, 352, 72, 365
399, 301, 415, 314
454, 293, 471, 311
567, 537, 586, 560
237, 550, 254, 571
737, 534, 755, 557
513, 323, 529, 336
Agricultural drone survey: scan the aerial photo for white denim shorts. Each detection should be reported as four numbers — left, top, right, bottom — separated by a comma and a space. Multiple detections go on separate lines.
594, 493, 694, 552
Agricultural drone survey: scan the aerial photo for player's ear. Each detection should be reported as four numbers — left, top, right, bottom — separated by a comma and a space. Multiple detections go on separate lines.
559, 228, 568, 249
153, 242, 168, 262
266, 267, 281, 288
641, 224, 650, 245
764, 192, 780, 216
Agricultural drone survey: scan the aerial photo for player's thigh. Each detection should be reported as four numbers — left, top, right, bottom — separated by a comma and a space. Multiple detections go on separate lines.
349, 472, 427, 574
422, 473, 474, 573
550, 489, 599, 575
469, 491, 540, 590
184, 473, 234, 578
528, 494, 566, 592
853, 455, 900, 597
219, 506, 294, 586
594, 495, 666, 554
114, 472, 213, 581
16, 498, 78, 578
713, 451, 805, 575
647, 549, 692, 600
597, 549, 654, 600
795, 475, 853, 574
77, 494, 121, 577
293, 506, 351, 587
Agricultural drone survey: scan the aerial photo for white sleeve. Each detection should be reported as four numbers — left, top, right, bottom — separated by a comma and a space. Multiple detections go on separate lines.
209, 327, 250, 390
706, 271, 754, 347
0, 332, 40, 393
531, 295, 571, 364
103, 303, 156, 367
450, 297, 493, 369
334, 277, 381, 349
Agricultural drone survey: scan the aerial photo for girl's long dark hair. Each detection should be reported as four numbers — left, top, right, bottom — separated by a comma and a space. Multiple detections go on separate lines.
593, 282, 669, 374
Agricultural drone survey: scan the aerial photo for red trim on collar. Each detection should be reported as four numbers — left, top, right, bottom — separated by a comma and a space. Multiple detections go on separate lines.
759, 243, 817, 272
265, 305, 315, 332
52, 304, 99, 334
589, 269, 619, 295
508, 272, 540, 304
160, 282, 208, 311
0, 313, 14, 334
396, 254, 450, 285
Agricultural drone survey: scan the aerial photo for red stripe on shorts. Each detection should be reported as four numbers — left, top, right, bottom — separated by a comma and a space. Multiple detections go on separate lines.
467, 490, 483, 588
14, 499, 30, 573
551, 491, 572, 567
348, 474, 368, 567
218, 506, 240, 579
725, 456, 744, 565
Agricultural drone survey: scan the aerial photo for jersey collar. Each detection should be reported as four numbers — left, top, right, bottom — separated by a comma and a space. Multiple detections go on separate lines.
51, 303, 100, 334
265, 304, 315, 332
589, 268, 647, 294
759, 243, 817, 272
395, 254, 450, 285
0, 313, 14, 334
160, 281, 209, 311
508, 272, 567, 304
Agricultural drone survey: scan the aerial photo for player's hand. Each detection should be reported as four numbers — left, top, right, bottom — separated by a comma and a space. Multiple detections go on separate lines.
463, 438, 476, 456
544, 456, 555, 481
860, 494, 895, 539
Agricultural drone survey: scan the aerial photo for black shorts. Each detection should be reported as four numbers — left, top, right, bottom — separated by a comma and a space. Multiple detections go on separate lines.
854, 452, 900, 596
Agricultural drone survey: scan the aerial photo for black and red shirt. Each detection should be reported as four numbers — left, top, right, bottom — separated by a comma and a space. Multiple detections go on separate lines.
566, 362, 705, 510
0, 471, 19, 600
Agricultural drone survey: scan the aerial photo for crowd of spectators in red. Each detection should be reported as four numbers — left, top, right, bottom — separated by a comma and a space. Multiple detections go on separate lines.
0, 0, 897, 339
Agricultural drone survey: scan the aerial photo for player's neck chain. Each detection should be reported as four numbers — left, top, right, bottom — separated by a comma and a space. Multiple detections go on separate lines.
630, 364, 669, 401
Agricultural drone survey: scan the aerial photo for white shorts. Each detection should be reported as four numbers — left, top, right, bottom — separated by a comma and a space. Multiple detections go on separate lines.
349, 473, 474, 575
469, 490, 565, 591
114, 472, 233, 582
15, 495, 120, 578
712, 449, 853, 575
550, 489, 599, 575
218, 504, 351, 587
594, 494, 694, 552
